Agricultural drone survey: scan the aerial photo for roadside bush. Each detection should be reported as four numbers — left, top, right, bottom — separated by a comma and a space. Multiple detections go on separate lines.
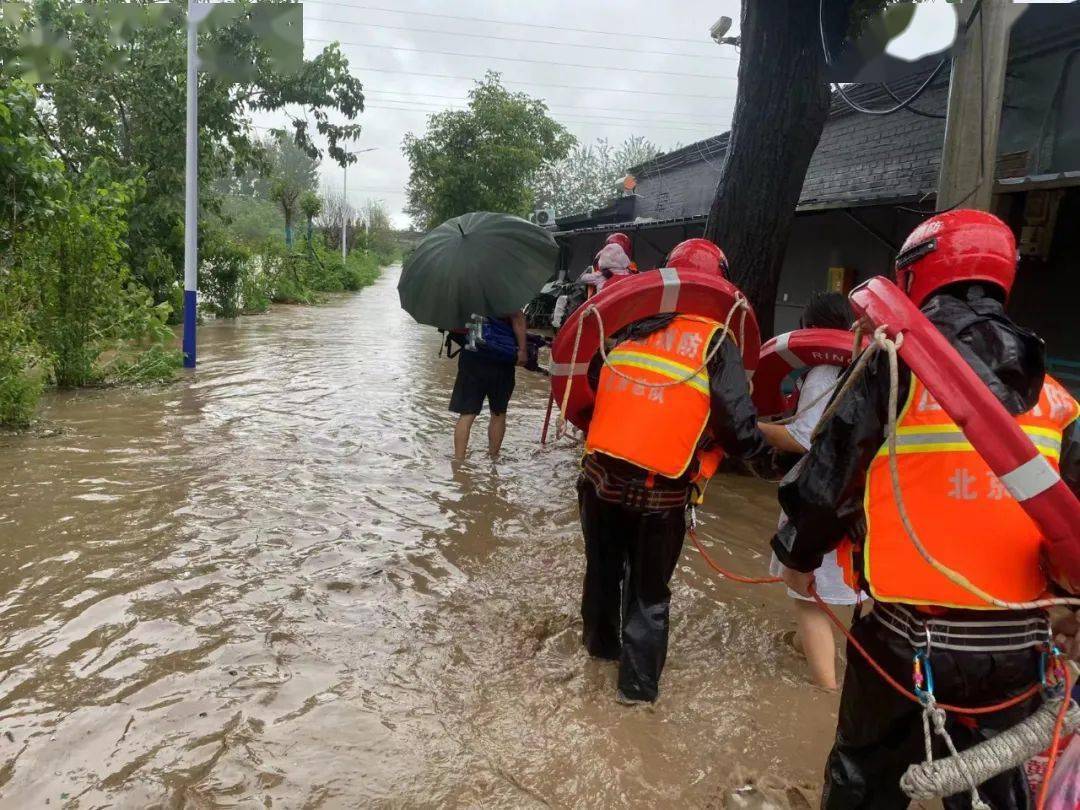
342, 250, 382, 290
201, 234, 251, 319
240, 261, 272, 314
0, 314, 43, 428
26, 171, 135, 387
100, 286, 182, 383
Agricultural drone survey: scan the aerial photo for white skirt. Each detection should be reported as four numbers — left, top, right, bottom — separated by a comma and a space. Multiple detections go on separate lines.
768, 549, 863, 605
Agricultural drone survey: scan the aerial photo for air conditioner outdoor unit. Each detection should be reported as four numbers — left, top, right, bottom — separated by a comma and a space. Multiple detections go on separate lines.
532, 208, 557, 228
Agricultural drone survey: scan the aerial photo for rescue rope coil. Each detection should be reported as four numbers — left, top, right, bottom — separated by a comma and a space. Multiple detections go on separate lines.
901, 668, 1079, 805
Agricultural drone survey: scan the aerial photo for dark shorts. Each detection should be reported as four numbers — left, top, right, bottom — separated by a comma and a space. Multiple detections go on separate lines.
449, 352, 516, 415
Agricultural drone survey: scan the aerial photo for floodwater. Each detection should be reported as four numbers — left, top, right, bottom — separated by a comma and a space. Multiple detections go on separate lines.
0, 266, 854, 808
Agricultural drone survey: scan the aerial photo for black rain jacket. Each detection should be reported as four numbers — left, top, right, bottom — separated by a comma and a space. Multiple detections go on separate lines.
772, 284, 1080, 574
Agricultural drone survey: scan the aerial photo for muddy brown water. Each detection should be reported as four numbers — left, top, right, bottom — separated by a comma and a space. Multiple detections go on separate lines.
0, 266, 858, 808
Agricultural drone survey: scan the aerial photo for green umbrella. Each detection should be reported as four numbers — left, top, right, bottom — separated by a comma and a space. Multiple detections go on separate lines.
398, 211, 559, 330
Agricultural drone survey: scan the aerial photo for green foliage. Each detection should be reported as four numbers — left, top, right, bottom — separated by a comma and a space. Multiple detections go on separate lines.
534, 136, 662, 216
256, 235, 383, 303
100, 286, 182, 383
0, 266, 43, 427
266, 134, 319, 248
0, 338, 43, 427
300, 190, 322, 222
359, 199, 397, 260
24, 170, 134, 387
218, 195, 285, 250
240, 262, 272, 315
2, 0, 365, 295
200, 230, 251, 319
403, 72, 574, 230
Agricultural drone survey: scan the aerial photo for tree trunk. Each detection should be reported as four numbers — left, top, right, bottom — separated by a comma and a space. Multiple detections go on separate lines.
704, 0, 832, 338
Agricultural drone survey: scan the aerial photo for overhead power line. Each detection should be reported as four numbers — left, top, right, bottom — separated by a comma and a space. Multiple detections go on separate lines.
309, 61, 737, 101
302, 14, 735, 62
305, 38, 734, 81
365, 89, 728, 123
363, 103, 720, 134
303, 1, 720, 47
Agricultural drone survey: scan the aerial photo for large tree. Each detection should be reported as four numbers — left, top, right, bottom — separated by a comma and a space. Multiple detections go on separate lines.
264, 134, 319, 248
704, 0, 833, 337
402, 72, 575, 230
534, 135, 663, 216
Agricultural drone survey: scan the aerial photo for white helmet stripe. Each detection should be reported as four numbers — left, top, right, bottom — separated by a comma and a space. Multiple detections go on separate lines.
1001, 455, 1061, 502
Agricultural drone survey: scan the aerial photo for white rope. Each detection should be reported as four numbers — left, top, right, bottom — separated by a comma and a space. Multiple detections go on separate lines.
919, 697, 991, 810
903, 688, 1080, 801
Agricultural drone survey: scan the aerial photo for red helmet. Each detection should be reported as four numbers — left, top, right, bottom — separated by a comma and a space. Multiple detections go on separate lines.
605, 232, 632, 257
666, 238, 728, 277
895, 209, 1018, 307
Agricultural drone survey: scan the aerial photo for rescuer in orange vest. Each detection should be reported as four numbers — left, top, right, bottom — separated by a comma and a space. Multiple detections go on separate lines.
578, 238, 772, 704
772, 210, 1080, 809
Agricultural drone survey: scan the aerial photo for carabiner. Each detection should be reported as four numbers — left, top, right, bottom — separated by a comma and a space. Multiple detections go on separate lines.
913, 650, 935, 704
1040, 644, 1066, 694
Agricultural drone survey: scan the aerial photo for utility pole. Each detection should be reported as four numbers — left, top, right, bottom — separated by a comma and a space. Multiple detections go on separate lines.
341, 160, 348, 262
182, 0, 200, 368
936, 0, 1021, 212
340, 147, 376, 261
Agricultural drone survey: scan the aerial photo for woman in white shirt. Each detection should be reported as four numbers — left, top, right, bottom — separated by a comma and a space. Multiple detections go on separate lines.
758, 292, 861, 690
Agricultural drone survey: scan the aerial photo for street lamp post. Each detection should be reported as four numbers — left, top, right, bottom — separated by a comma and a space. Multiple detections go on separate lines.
183, 0, 200, 368
341, 147, 377, 262
342, 160, 347, 262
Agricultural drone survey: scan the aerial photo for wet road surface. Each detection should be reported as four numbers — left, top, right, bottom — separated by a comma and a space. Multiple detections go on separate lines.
1, 266, 856, 808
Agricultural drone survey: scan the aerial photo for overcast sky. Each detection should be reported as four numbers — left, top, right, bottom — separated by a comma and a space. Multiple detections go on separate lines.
253, 0, 742, 228
255, 1, 1073, 229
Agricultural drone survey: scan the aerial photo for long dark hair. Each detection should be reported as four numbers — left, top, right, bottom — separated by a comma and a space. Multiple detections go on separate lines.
800, 291, 853, 330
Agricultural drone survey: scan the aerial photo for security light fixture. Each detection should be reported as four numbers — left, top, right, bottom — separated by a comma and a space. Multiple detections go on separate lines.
710, 16, 739, 46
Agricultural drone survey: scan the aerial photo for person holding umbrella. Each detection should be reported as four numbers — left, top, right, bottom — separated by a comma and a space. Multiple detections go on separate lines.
398, 212, 559, 460
449, 309, 528, 460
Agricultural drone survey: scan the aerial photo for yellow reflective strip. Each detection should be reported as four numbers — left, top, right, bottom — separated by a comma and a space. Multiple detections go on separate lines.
875, 442, 1060, 461
894, 424, 964, 435
608, 351, 709, 393
1023, 425, 1062, 440
609, 358, 710, 396
609, 349, 699, 377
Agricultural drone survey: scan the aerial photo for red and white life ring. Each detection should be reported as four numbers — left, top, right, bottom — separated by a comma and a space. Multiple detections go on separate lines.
753, 328, 858, 417
849, 276, 1080, 588
550, 267, 761, 432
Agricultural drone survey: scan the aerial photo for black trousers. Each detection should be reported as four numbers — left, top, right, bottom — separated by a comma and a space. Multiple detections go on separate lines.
823, 612, 1043, 810
577, 478, 686, 702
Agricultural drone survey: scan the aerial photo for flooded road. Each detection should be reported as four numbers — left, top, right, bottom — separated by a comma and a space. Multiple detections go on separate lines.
0, 266, 847, 808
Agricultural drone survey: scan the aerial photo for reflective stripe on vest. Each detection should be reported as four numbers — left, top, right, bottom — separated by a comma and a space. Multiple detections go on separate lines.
585, 314, 722, 480
602, 349, 710, 396
880, 424, 1064, 460
863, 374, 1079, 609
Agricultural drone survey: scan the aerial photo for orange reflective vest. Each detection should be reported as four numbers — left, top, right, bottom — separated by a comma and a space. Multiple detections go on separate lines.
860, 374, 1080, 609
585, 314, 723, 481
